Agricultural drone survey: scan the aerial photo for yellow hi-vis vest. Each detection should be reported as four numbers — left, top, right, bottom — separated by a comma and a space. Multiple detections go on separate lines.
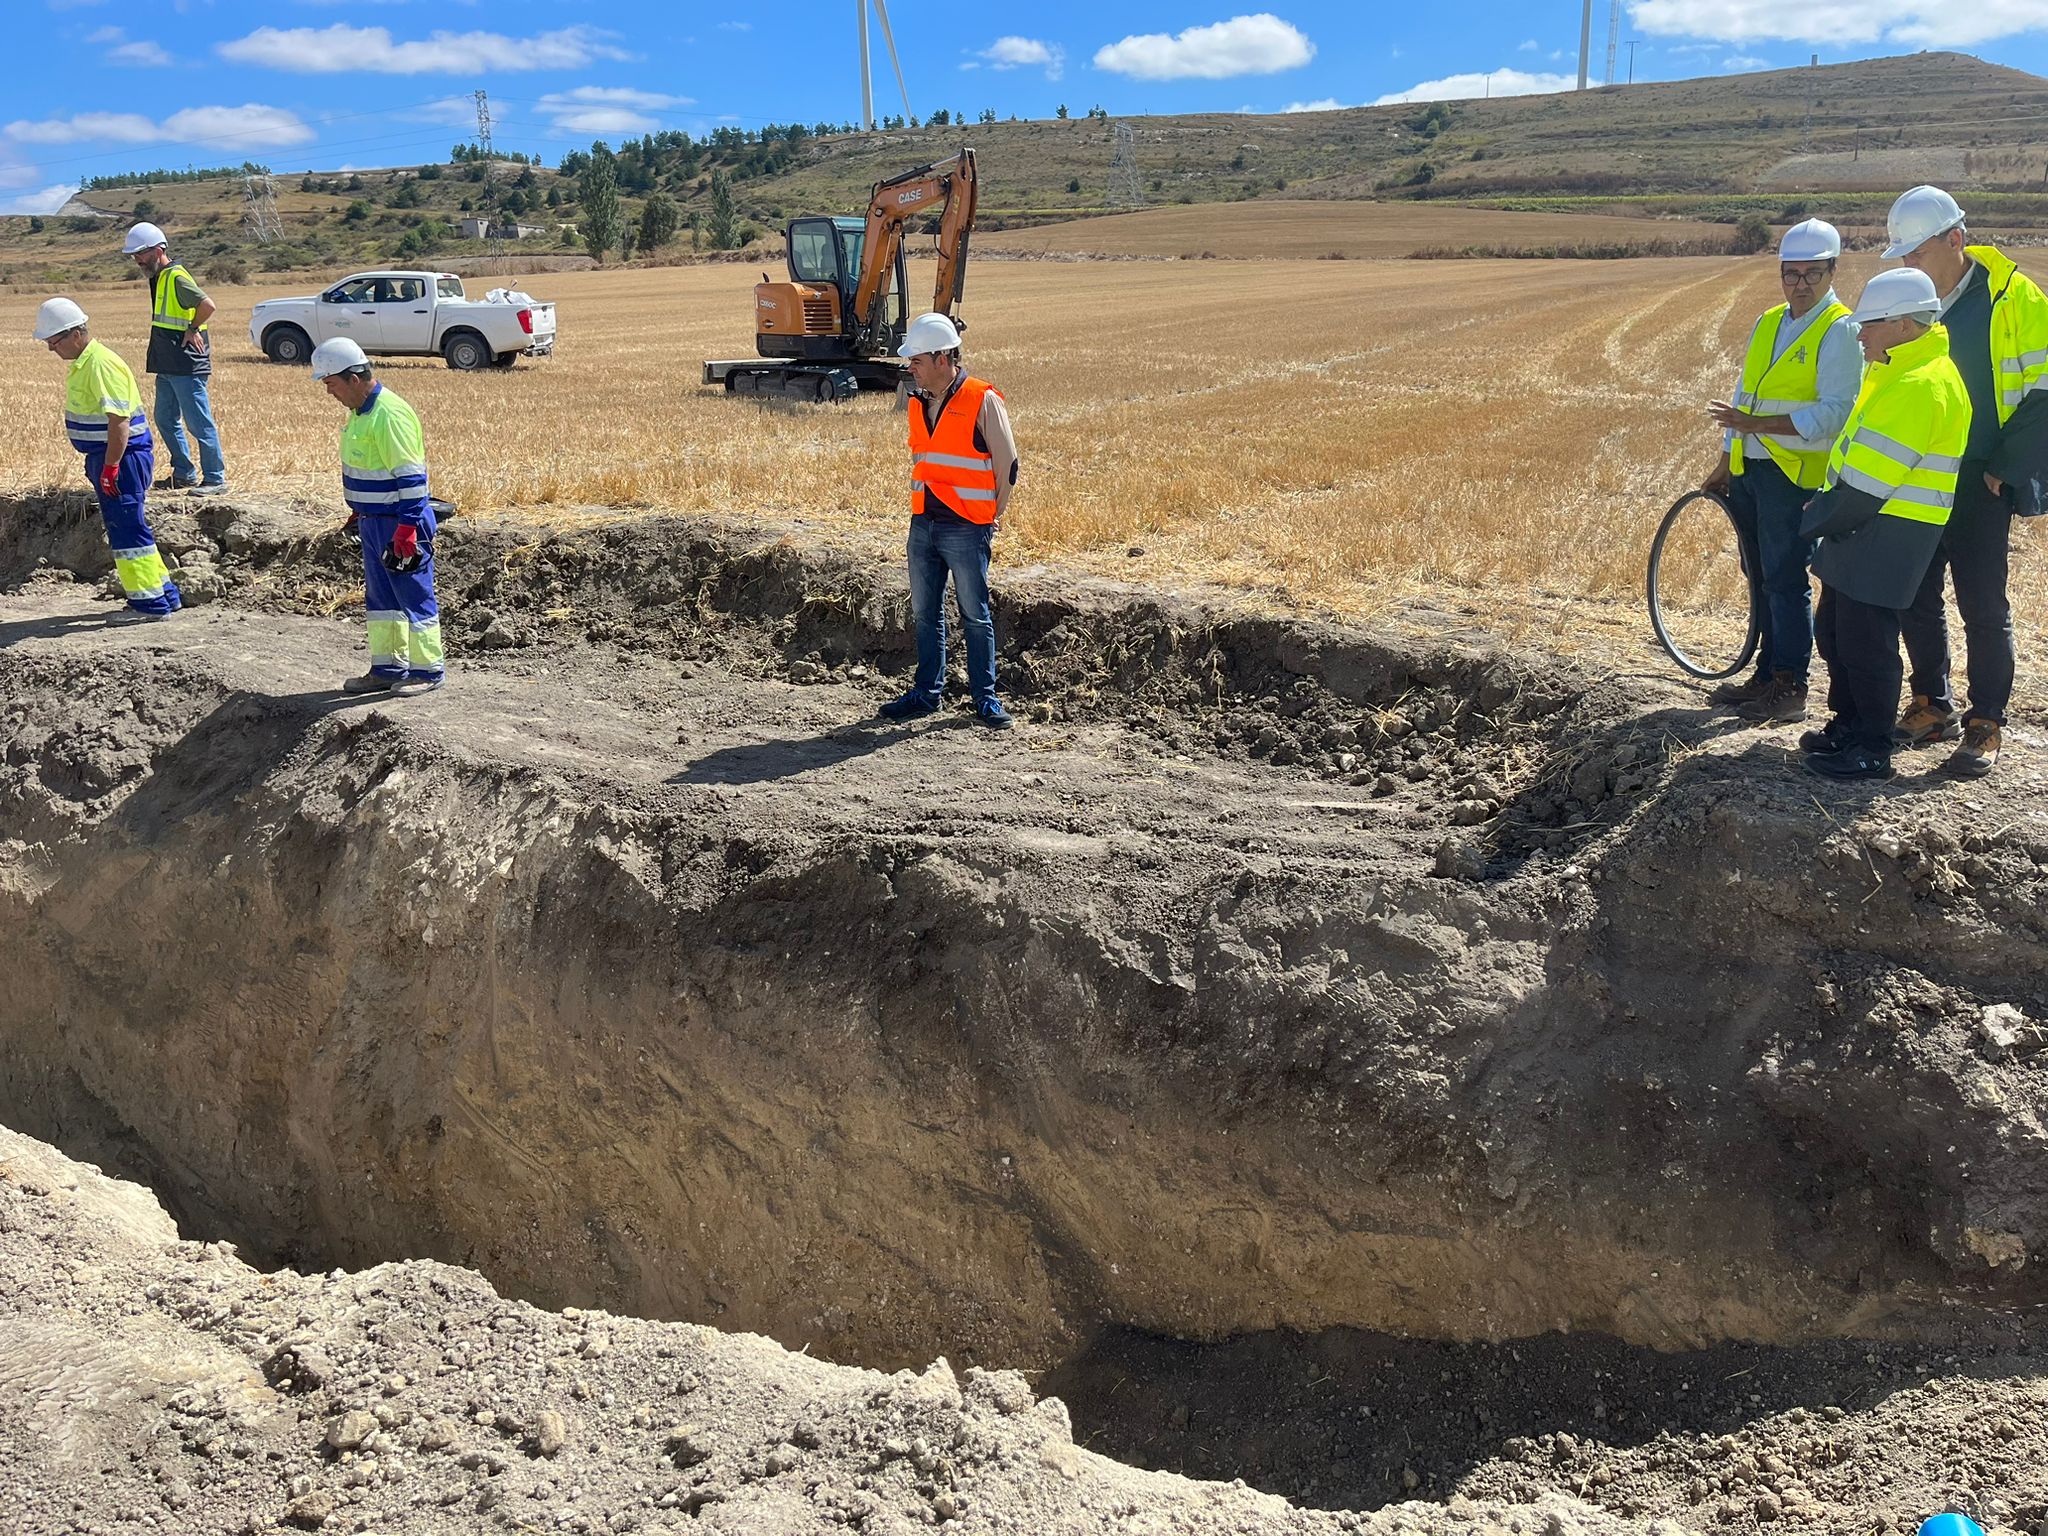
1729, 299, 1852, 489
1820, 324, 1968, 529
151, 262, 206, 334
1964, 244, 2048, 424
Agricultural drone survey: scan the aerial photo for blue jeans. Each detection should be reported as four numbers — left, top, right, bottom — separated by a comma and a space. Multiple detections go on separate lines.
153, 373, 226, 486
907, 511, 997, 702
1727, 454, 1817, 681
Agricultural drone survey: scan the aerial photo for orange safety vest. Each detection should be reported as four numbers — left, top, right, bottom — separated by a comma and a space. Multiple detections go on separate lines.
908, 375, 1002, 524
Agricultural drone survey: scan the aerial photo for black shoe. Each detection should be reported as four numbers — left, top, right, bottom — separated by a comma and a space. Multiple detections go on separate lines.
1797, 721, 1848, 755
157, 475, 200, 492
877, 690, 940, 721
1807, 744, 1895, 780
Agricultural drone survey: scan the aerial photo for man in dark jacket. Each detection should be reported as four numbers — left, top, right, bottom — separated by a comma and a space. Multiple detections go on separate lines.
1883, 186, 2048, 775
1799, 268, 1972, 781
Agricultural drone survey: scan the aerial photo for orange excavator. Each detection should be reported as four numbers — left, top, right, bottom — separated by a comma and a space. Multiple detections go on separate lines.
703, 149, 979, 402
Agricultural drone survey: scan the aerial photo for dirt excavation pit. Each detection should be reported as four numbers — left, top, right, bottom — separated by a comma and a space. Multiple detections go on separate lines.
3, 489, 2048, 1535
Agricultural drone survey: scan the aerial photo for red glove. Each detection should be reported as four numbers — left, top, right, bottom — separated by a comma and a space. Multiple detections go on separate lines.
391, 524, 419, 561
98, 461, 121, 498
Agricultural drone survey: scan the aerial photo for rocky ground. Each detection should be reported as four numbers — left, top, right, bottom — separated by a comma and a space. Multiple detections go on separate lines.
2, 487, 2047, 1534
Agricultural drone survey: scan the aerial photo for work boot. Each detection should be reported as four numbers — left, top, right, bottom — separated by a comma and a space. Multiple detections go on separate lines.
157, 474, 199, 492
1741, 670, 1808, 723
189, 482, 229, 497
1893, 694, 1961, 747
877, 689, 940, 721
1807, 743, 1895, 781
1798, 719, 1849, 755
1943, 719, 2001, 778
341, 672, 398, 695
1707, 667, 1770, 707
391, 673, 445, 697
106, 606, 172, 626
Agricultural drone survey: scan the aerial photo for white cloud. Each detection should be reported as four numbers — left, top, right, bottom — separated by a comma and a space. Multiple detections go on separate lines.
87, 28, 175, 65
1723, 53, 1772, 68
1093, 14, 1315, 80
979, 35, 1066, 80
1372, 67, 1577, 105
717, 19, 750, 30
0, 183, 81, 214
217, 23, 630, 74
1627, 0, 2048, 47
1283, 97, 1353, 112
3, 104, 314, 150
529, 86, 693, 136
1517, 37, 1540, 50
4, 112, 162, 145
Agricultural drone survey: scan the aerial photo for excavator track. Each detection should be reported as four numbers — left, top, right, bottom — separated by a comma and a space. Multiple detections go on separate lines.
702, 361, 905, 403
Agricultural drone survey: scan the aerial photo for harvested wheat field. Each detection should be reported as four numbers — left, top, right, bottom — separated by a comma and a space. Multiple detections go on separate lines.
9, 245, 2039, 653
974, 200, 1733, 259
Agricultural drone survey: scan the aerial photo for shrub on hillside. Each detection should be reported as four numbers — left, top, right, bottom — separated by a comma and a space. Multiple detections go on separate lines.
1733, 213, 1772, 254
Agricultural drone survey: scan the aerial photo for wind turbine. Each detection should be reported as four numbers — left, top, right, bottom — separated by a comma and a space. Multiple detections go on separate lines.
858, 0, 913, 130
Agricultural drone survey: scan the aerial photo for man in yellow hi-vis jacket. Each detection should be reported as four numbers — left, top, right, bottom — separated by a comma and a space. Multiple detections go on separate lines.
1798, 268, 1971, 781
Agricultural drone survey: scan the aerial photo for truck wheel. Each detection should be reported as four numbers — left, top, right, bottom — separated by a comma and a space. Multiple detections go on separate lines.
489, 353, 518, 370
443, 332, 490, 371
263, 325, 311, 365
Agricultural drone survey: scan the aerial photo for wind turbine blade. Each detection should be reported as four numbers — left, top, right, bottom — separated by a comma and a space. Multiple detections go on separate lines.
872, 0, 913, 120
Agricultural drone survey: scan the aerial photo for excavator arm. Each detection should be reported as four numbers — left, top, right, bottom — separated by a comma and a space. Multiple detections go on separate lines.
849, 149, 978, 353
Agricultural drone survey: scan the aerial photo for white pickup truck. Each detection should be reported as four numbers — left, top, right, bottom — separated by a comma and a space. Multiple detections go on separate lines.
248, 271, 557, 371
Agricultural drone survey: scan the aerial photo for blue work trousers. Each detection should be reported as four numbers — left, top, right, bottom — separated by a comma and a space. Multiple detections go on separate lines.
906, 510, 997, 703
359, 510, 444, 680
87, 441, 181, 616
153, 372, 226, 487
1727, 455, 1818, 681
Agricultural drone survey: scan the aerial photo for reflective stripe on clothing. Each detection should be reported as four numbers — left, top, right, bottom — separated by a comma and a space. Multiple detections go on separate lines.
339, 386, 432, 521
1729, 298, 1856, 489
151, 263, 207, 332
908, 375, 1003, 524
1965, 245, 2048, 426
1821, 324, 1971, 530
63, 340, 151, 455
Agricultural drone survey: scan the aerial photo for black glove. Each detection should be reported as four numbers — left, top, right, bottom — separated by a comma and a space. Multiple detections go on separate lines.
382, 522, 426, 574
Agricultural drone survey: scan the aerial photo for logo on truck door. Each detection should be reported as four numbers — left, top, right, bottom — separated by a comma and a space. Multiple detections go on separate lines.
896, 188, 927, 206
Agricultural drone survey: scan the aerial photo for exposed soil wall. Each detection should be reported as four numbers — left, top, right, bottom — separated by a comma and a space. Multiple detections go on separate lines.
1, 494, 2046, 1383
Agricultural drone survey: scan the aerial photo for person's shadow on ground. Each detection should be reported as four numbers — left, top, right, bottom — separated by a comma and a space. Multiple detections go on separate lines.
670, 717, 934, 786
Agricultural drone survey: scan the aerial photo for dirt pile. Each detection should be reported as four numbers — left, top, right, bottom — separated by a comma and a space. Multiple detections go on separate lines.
1, 489, 2047, 1530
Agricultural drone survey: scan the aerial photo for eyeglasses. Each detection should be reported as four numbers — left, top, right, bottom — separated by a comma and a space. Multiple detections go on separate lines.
1781, 267, 1833, 284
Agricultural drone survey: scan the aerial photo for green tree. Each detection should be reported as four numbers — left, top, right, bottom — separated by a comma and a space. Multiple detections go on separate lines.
1055, 104, 1069, 120
707, 170, 738, 250
343, 200, 371, 223
132, 197, 157, 220
638, 191, 680, 251
578, 142, 624, 263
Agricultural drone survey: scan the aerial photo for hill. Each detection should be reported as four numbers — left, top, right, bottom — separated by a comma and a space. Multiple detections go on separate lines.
4, 49, 2048, 286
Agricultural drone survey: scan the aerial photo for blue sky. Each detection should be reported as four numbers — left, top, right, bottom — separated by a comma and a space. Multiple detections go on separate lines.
9, 0, 2048, 211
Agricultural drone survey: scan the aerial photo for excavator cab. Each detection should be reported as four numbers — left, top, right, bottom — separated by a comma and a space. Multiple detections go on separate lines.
755, 216, 906, 360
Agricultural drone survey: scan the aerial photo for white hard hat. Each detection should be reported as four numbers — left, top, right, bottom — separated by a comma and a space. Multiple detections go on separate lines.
309, 336, 371, 380
897, 311, 963, 359
32, 296, 88, 340
122, 221, 168, 254
1778, 218, 1841, 262
1883, 185, 1965, 260
1849, 267, 1941, 325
